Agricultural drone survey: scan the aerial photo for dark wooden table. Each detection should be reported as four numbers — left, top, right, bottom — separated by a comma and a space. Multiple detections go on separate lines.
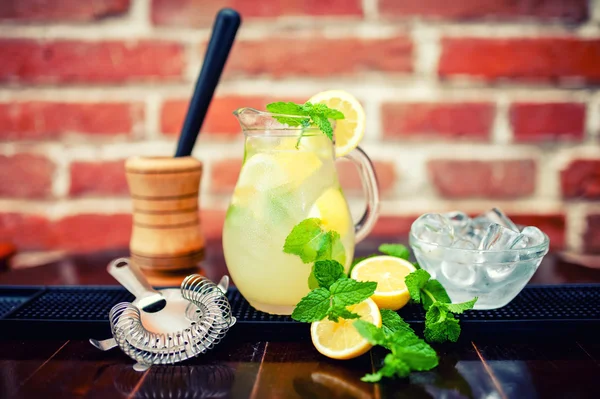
1, 237, 600, 399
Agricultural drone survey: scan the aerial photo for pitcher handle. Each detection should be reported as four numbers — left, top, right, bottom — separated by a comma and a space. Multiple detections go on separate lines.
341, 147, 380, 243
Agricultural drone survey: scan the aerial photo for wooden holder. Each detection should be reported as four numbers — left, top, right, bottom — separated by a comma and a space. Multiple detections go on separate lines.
125, 156, 204, 277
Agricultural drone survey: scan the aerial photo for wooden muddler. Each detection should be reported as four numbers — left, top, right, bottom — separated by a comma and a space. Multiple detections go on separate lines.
125, 156, 204, 275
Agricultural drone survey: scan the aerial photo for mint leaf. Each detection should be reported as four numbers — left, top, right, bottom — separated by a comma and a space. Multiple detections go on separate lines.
313, 260, 344, 290
265, 100, 345, 140
355, 316, 439, 382
283, 218, 327, 263
283, 219, 345, 267
421, 280, 451, 310
266, 102, 310, 127
328, 306, 360, 322
361, 354, 407, 382
309, 113, 333, 140
309, 103, 345, 120
380, 309, 414, 337
266, 101, 305, 115
291, 288, 330, 322
329, 231, 346, 266
378, 244, 410, 260
321, 107, 345, 120
353, 320, 386, 346
361, 372, 385, 383
391, 334, 439, 371
307, 272, 319, 290
445, 297, 478, 314
424, 303, 461, 343
315, 231, 345, 263
381, 353, 412, 378
404, 269, 431, 302
330, 279, 377, 306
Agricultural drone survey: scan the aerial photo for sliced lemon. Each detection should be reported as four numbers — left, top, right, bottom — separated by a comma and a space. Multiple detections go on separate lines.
351, 256, 416, 311
236, 152, 322, 192
310, 298, 381, 360
309, 187, 351, 236
308, 90, 366, 157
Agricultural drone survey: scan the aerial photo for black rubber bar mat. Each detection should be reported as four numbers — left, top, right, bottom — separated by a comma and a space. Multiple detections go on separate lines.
0, 284, 598, 341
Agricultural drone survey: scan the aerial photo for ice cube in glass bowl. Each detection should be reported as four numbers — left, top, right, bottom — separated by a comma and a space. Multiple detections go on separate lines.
409, 214, 550, 309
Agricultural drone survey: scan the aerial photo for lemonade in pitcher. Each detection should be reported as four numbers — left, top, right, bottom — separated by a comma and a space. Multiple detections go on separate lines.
223, 91, 379, 315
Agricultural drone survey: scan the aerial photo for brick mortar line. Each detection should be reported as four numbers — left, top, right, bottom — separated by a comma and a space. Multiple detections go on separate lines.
1, 20, 600, 40
143, 93, 162, 140
535, 151, 561, 200
586, 95, 600, 143
491, 95, 511, 145
565, 203, 589, 252
361, 0, 379, 21
0, 84, 597, 102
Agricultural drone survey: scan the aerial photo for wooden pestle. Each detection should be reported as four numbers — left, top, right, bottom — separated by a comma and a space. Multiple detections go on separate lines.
125, 156, 205, 276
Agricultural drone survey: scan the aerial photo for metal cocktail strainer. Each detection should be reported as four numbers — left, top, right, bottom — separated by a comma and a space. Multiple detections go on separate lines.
90, 258, 236, 371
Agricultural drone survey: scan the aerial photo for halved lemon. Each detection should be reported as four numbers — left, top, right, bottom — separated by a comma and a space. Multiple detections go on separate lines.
351, 256, 416, 311
308, 90, 366, 157
310, 298, 381, 360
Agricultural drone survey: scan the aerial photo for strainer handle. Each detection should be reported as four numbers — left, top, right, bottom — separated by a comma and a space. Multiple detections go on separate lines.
108, 258, 161, 300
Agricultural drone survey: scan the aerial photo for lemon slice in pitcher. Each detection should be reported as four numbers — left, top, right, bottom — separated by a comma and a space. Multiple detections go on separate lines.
309, 187, 351, 236
308, 90, 366, 157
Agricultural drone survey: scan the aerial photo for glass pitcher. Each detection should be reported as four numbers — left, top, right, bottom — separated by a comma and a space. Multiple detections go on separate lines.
222, 108, 380, 315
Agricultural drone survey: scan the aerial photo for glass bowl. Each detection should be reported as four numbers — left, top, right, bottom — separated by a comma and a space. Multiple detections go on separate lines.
409, 230, 550, 310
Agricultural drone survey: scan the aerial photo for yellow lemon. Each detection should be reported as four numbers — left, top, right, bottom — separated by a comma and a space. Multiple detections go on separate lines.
310, 298, 381, 360
308, 90, 366, 157
309, 187, 351, 236
236, 152, 322, 192
351, 256, 416, 311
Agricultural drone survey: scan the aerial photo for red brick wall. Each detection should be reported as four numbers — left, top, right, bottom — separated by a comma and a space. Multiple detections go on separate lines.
0, 0, 599, 258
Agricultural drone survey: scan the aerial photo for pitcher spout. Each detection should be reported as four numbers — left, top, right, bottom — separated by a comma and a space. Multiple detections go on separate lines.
232, 107, 263, 131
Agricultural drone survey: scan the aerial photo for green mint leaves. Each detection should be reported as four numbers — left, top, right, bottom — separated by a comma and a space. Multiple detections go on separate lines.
291, 260, 376, 323
380, 309, 414, 336
284, 217, 346, 288
354, 311, 438, 382
284, 216, 477, 383
283, 218, 346, 266
313, 259, 344, 289
404, 269, 477, 343
285, 218, 376, 323
378, 243, 410, 259
266, 101, 344, 141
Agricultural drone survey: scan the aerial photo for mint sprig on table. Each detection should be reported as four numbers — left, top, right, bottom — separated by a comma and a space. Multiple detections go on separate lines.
405, 269, 478, 343
291, 259, 377, 323
283, 217, 478, 382
285, 218, 376, 323
354, 310, 438, 382
266, 101, 345, 143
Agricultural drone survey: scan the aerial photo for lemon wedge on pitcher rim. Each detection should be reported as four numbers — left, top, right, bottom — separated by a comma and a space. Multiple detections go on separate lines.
310, 298, 381, 360
351, 256, 416, 311
308, 90, 366, 157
